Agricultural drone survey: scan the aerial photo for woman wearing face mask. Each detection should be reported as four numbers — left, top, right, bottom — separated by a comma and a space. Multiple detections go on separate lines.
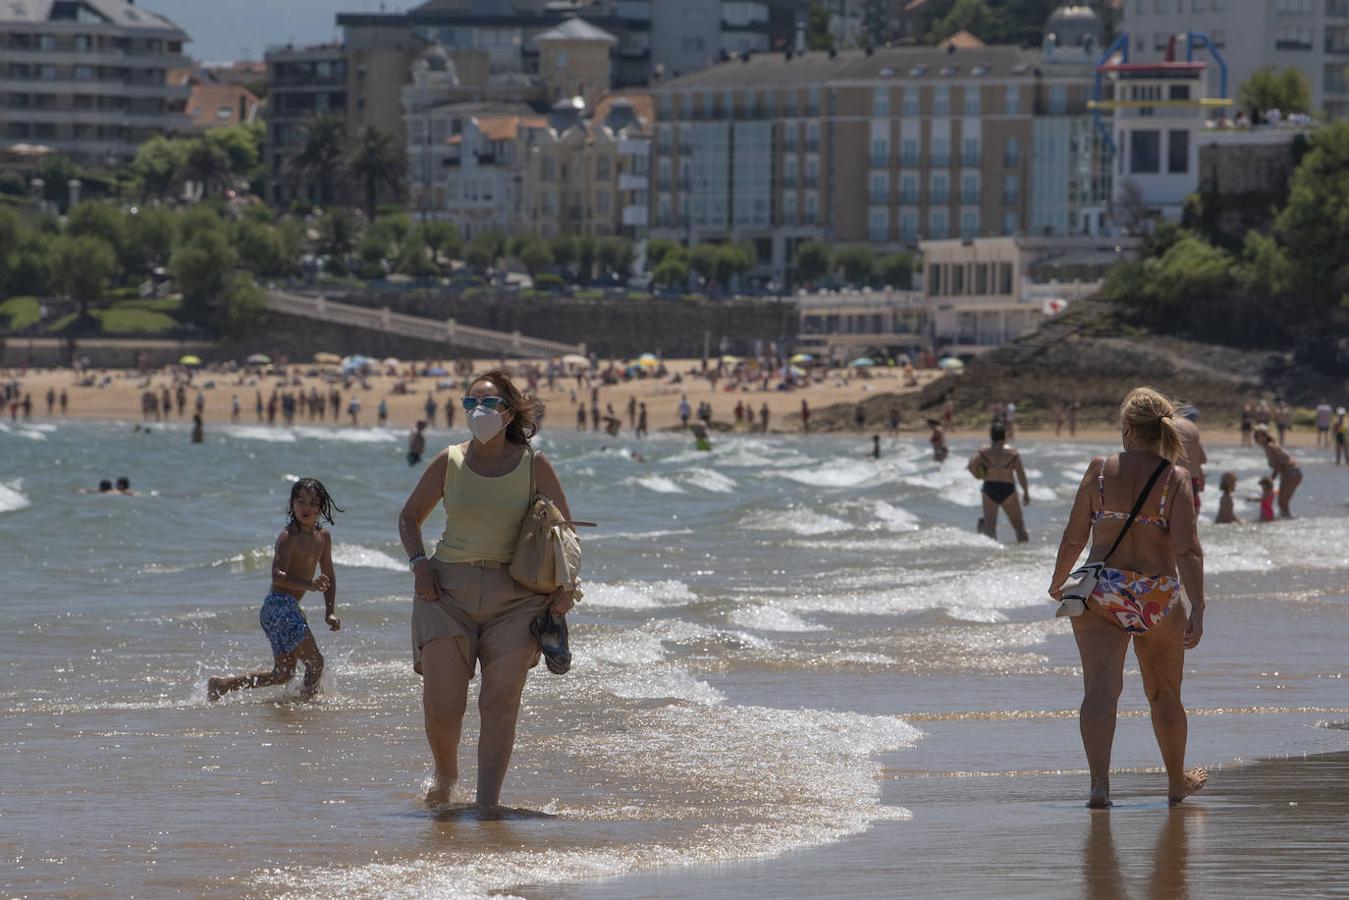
398, 369, 577, 808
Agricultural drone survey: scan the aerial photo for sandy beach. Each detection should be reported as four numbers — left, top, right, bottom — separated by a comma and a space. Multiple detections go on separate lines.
1, 362, 1337, 449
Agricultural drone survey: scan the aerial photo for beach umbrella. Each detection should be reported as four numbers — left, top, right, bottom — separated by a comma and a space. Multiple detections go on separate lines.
426, 365, 449, 376
561, 353, 589, 367
313, 352, 341, 364
246, 353, 271, 365
848, 357, 875, 367
341, 354, 375, 374
789, 352, 814, 364
179, 354, 202, 366
776, 365, 806, 379
720, 354, 740, 364
637, 353, 660, 369
938, 357, 965, 371
1042, 297, 1068, 316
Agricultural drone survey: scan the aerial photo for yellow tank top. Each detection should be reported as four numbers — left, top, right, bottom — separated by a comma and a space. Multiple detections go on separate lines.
432, 444, 532, 564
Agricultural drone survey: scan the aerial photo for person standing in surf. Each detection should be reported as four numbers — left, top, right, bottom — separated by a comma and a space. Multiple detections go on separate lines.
1048, 387, 1206, 809
968, 423, 1030, 542
1253, 425, 1302, 518
397, 370, 578, 809
208, 478, 342, 701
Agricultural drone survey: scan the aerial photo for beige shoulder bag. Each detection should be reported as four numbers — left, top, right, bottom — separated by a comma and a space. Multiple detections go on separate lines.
510, 448, 594, 595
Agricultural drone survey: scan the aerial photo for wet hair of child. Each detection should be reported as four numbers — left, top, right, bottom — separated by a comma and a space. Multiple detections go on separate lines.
287, 477, 344, 527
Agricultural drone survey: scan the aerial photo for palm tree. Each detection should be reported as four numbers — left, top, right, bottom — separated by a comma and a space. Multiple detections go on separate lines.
289, 114, 346, 208
182, 138, 231, 200
344, 126, 409, 220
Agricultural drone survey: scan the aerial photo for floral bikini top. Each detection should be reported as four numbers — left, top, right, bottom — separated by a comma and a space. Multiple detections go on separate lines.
1092, 458, 1170, 530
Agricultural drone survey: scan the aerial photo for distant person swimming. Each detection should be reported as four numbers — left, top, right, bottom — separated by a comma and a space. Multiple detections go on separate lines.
927, 419, 948, 463
968, 423, 1030, 542
208, 478, 342, 701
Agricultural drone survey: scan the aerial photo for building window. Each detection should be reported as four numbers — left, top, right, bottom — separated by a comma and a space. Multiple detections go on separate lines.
900, 209, 918, 241
1004, 85, 1020, 115
1168, 129, 1189, 173
1049, 85, 1067, 114
805, 156, 818, 188
934, 85, 950, 116
962, 136, 980, 166
805, 191, 817, 222
783, 123, 797, 150
1130, 129, 1161, 173
596, 190, 610, 214
596, 155, 610, 178
1002, 210, 1018, 235
963, 87, 981, 116
931, 172, 949, 204
961, 172, 979, 204
1003, 173, 1019, 204
783, 191, 798, 223
869, 209, 888, 242
783, 156, 798, 186
871, 136, 889, 167
929, 207, 949, 238
806, 121, 819, 151
901, 137, 920, 165
960, 209, 979, 238
900, 172, 919, 204
903, 86, 919, 116
870, 171, 888, 204
873, 87, 889, 118
1003, 137, 1020, 167
932, 136, 949, 166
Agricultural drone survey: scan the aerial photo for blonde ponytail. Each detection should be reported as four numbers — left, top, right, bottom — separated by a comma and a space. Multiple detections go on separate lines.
1120, 387, 1184, 463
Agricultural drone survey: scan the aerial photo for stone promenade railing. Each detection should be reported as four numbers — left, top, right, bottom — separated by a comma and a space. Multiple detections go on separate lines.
265, 290, 585, 358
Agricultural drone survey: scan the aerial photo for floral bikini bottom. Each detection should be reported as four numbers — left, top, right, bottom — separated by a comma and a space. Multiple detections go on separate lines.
1090, 568, 1181, 634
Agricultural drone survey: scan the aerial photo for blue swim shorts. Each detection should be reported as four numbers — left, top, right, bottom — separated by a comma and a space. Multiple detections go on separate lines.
259, 592, 310, 656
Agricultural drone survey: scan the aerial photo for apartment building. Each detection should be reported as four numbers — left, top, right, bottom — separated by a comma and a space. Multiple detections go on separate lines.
523, 93, 652, 239
0, 0, 190, 164
263, 43, 346, 206
795, 288, 927, 360
1121, 0, 1349, 118
650, 36, 1105, 282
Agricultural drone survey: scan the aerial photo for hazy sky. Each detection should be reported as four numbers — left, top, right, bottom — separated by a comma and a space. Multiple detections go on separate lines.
147, 0, 404, 62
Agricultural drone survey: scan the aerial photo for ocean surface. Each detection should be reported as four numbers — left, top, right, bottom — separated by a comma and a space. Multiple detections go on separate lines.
3, 419, 1348, 897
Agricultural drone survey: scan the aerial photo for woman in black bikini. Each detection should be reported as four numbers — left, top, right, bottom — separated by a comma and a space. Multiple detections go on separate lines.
968, 423, 1031, 542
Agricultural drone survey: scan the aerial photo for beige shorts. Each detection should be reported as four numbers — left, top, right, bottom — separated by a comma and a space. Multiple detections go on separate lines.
410, 560, 549, 676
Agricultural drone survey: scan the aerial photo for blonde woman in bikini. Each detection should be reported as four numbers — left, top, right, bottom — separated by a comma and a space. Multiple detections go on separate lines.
968, 422, 1030, 542
1049, 387, 1207, 809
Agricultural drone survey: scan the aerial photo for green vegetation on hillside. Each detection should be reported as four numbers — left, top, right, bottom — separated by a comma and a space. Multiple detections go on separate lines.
1102, 122, 1349, 373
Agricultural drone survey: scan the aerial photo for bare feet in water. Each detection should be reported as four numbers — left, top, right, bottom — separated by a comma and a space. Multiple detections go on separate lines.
1169, 767, 1208, 805
1086, 786, 1112, 809
425, 775, 455, 806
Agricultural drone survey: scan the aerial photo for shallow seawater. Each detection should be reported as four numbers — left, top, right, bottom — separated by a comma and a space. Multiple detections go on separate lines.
2, 420, 1347, 897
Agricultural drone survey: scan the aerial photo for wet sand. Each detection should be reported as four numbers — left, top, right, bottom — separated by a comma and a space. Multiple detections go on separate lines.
537, 751, 1349, 899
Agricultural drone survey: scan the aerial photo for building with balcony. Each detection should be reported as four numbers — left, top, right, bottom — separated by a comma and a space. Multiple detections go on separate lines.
263, 43, 347, 206
0, 0, 190, 165
523, 92, 652, 240
650, 14, 1107, 283
1120, 0, 1349, 119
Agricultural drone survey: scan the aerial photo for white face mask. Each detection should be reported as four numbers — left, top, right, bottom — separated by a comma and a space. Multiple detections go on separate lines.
467, 407, 506, 444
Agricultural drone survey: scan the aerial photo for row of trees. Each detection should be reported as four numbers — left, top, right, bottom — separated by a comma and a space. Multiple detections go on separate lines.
647, 239, 756, 290
793, 240, 916, 289
1102, 122, 1349, 369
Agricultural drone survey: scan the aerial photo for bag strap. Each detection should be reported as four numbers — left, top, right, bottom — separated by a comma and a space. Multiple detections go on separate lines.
527, 445, 537, 501
1099, 459, 1170, 565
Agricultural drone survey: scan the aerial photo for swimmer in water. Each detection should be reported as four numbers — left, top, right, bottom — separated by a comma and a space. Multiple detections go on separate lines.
208, 478, 342, 701
1214, 471, 1240, 524
926, 419, 948, 463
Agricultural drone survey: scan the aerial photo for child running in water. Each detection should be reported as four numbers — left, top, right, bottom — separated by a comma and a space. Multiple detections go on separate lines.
1214, 471, 1240, 524
209, 478, 342, 701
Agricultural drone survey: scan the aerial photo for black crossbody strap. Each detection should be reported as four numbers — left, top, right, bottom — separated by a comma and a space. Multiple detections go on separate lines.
1100, 459, 1170, 565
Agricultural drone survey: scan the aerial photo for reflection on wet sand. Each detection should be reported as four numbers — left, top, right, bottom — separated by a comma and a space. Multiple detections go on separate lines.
1084, 806, 1201, 900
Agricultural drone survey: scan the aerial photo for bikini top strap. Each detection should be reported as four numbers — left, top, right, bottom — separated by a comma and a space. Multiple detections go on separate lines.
1099, 460, 1171, 565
